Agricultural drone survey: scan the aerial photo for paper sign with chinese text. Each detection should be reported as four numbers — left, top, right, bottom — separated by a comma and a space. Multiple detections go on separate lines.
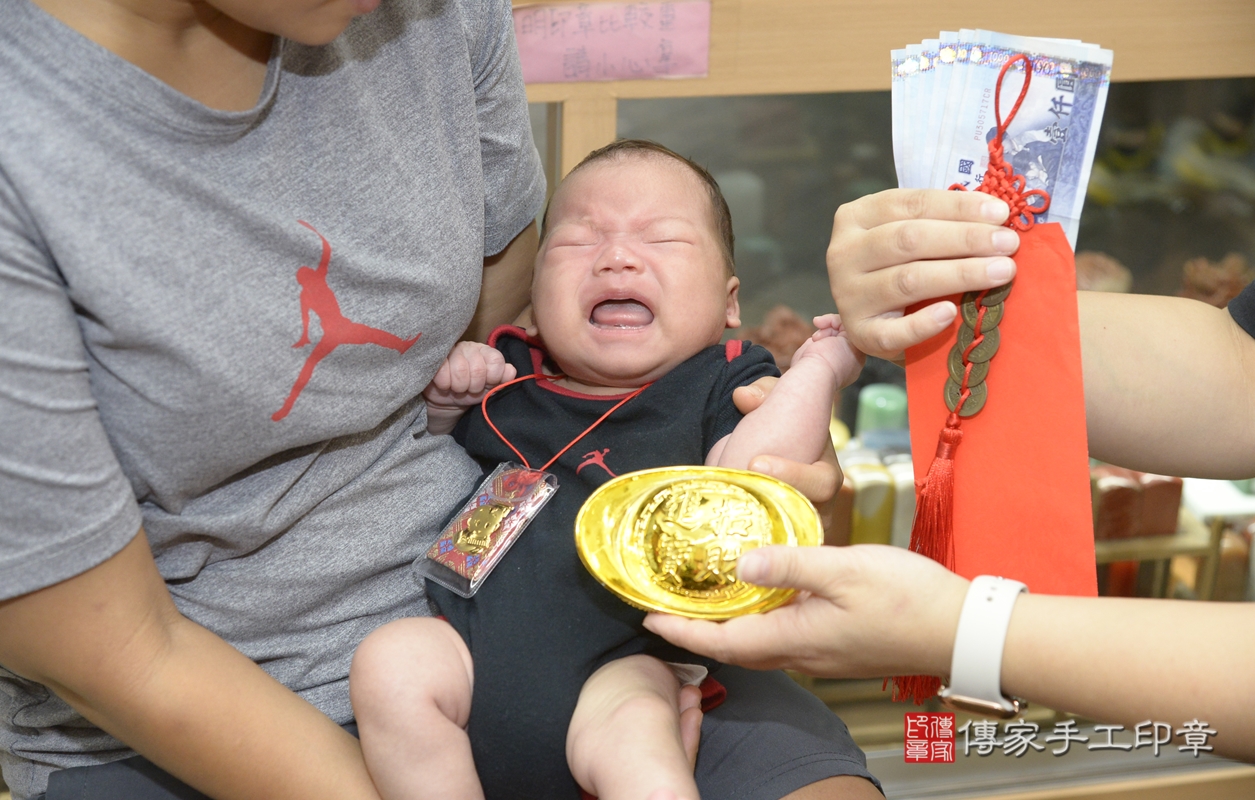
513, 2, 711, 83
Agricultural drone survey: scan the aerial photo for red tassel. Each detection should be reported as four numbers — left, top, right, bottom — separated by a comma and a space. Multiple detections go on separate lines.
888, 674, 943, 705
909, 421, 961, 571
888, 419, 961, 703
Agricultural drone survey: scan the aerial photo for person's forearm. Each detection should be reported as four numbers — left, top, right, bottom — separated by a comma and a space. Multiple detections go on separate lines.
1080, 291, 1255, 477
63, 618, 379, 800
463, 222, 538, 343
715, 358, 836, 469
1001, 595, 1255, 761
0, 533, 382, 800
644, 542, 1255, 763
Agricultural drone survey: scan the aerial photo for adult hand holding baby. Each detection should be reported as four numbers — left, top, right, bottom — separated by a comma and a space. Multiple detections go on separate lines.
732, 377, 841, 497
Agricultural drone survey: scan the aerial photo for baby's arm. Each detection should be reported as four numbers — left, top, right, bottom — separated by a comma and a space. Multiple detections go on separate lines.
709, 315, 863, 469
424, 341, 517, 435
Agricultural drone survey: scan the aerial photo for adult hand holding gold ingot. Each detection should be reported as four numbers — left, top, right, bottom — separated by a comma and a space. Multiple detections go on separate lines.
575, 466, 823, 620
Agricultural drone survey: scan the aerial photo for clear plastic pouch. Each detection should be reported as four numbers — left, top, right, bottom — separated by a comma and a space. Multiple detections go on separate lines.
415, 463, 558, 597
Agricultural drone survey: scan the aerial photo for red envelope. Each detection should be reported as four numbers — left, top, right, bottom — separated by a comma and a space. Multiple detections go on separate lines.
905, 221, 1096, 596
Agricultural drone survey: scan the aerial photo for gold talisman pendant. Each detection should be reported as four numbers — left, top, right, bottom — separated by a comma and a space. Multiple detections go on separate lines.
455, 502, 512, 554
575, 467, 822, 619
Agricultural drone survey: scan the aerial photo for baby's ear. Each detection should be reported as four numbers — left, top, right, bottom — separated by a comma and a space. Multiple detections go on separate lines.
724, 276, 741, 329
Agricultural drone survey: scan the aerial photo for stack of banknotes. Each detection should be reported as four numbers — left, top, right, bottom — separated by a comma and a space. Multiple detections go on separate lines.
891, 30, 1113, 248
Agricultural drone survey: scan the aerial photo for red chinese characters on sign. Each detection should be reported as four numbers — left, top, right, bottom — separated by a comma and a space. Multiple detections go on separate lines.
905, 713, 956, 763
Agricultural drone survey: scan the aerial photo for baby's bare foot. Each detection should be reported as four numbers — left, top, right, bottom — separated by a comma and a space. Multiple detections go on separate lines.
791, 331, 863, 387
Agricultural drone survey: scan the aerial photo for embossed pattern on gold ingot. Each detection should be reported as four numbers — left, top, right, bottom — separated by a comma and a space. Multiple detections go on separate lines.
575, 467, 822, 619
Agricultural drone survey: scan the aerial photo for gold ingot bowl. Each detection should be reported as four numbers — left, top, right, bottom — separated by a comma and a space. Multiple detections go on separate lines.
575, 466, 822, 619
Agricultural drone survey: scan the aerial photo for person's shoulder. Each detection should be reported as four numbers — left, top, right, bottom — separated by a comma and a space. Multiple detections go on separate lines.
448, 0, 512, 30
0, 0, 44, 57
0, 1, 79, 139
445, 0, 513, 54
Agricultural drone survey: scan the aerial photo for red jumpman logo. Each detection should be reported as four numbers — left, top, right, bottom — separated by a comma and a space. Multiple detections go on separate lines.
272, 221, 421, 421
576, 448, 617, 478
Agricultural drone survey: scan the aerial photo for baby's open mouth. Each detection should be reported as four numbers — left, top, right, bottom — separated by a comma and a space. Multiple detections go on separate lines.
590, 299, 654, 328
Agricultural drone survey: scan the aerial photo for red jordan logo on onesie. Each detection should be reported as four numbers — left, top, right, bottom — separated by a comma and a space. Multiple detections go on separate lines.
272, 221, 421, 421
576, 448, 617, 478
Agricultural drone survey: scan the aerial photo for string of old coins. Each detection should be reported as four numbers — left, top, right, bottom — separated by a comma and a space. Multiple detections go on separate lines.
939, 53, 1047, 421
943, 278, 1012, 417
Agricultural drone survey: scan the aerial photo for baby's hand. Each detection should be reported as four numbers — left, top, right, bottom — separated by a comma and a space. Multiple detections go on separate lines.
790, 314, 865, 389
423, 342, 517, 431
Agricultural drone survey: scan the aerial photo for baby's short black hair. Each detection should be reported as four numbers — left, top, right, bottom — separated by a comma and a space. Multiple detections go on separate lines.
542, 139, 735, 276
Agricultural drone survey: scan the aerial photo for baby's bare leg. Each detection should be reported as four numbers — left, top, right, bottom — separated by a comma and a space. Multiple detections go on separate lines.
350, 617, 483, 800
567, 655, 700, 800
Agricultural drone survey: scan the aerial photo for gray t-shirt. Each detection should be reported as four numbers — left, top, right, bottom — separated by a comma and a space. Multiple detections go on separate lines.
0, 0, 545, 795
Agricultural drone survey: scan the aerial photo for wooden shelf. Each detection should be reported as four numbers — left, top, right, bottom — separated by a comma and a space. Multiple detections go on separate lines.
1093, 508, 1223, 599
1094, 509, 1214, 563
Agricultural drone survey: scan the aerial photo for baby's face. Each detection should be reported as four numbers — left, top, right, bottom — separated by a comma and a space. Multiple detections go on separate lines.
532, 157, 740, 392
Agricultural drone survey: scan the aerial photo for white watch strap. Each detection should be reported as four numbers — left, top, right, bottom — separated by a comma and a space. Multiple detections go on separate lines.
939, 575, 1027, 716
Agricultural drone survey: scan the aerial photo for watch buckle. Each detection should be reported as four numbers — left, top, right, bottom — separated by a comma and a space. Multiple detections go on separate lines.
937, 691, 1025, 720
